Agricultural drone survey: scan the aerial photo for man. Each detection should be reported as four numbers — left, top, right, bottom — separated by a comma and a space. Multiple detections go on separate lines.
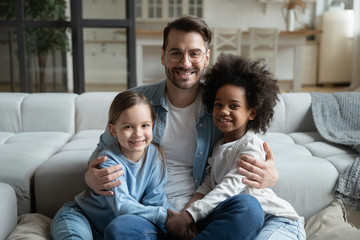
85, 16, 278, 239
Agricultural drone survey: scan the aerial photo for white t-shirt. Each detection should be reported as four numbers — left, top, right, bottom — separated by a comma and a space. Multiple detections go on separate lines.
161, 94, 202, 211
187, 131, 301, 222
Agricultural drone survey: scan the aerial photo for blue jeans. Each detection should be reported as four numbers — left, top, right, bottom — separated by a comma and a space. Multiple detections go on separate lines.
51, 201, 167, 240
194, 194, 264, 240
104, 194, 263, 240
104, 215, 167, 240
255, 214, 306, 240
51, 201, 99, 240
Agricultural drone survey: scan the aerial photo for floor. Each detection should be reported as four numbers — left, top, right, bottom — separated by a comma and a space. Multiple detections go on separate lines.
0, 82, 352, 94
84, 82, 351, 93
299, 84, 350, 93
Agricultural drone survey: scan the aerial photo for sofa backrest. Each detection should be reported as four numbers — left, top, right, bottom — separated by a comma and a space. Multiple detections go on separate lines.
75, 92, 119, 133
268, 92, 317, 133
0, 91, 317, 135
74, 91, 317, 134
0, 93, 77, 134
0, 93, 28, 133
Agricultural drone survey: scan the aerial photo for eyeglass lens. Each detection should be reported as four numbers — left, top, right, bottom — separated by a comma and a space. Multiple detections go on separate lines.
167, 50, 204, 63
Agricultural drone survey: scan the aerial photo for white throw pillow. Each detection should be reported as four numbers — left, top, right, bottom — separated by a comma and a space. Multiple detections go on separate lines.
305, 199, 360, 240
7, 213, 52, 240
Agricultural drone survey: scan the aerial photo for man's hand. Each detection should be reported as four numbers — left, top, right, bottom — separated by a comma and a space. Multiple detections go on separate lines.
236, 142, 278, 189
84, 156, 124, 196
165, 209, 197, 240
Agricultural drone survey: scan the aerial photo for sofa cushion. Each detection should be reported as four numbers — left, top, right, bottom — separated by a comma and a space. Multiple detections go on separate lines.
327, 154, 360, 174
75, 92, 118, 132
288, 132, 324, 145
279, 93, 316, 133
35, 129, 103, 217
61, 130, 103, 151
0, 182, 17, 240
35, 150, 91, 218
272, 153, 339, 220
21, 93, 77, 133
257, 132, 313, 156
0, 93, 27, 133
0, 132, 14, 144
0, 132, 72, 215
0, 93, 78, 215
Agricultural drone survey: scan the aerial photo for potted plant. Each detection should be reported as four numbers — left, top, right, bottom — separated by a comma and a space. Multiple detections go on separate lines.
0, 0, 69, 92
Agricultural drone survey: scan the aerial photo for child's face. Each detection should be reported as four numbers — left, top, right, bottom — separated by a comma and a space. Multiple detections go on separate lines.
213, 84, 256, 143
109, 104, 153, 162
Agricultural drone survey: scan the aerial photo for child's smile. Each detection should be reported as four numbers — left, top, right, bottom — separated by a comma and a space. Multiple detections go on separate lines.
109, 104, 153, 162
213, 84, 256, 143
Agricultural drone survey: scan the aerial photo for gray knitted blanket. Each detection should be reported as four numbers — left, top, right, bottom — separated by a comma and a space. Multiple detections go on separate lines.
311, 92, 360, 210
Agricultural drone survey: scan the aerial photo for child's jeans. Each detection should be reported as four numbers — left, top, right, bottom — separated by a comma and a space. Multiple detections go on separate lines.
194, 194, 264, 240
51, 201, 166, 240
255, 214, 306, 240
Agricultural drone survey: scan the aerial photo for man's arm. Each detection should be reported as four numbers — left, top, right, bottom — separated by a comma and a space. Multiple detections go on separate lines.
85, 127, 123, 196
85, 156, 123, 196
236, 142, 278, 188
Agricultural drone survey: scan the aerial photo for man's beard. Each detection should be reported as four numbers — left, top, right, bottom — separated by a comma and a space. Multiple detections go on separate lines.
165, 66, 205, 90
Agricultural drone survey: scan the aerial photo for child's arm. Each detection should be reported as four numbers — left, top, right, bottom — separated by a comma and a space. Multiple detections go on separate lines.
237, 142, 278, 188
182, 161, 211, 210
182, 192, 205, 210
186, 138, 265, 223
101, 151, 168, 226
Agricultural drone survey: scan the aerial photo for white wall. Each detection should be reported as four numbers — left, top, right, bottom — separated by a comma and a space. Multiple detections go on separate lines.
2, 0, 355, 90
139, 0, 318, 83
203, 0, 316, 30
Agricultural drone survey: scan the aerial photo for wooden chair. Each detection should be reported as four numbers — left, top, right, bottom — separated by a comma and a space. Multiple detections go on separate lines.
249, 27, 279, 72
211, 28, 242, 64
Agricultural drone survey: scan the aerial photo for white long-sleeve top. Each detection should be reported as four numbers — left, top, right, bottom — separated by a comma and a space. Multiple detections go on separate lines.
187, 131, 301, 222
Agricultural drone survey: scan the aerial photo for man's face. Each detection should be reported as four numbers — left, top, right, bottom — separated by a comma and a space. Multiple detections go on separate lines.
161, 29, 210, 90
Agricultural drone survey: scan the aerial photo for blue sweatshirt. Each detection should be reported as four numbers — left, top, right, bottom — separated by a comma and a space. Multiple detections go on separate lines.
75, 143, 173, 234
89, 80, 223, 188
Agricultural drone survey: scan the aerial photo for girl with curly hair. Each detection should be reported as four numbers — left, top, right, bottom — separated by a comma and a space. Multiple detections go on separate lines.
166, 54, 306, 240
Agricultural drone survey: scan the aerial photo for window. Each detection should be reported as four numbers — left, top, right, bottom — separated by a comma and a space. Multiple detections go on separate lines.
148, 0, 163, 19
0, 0, 136, 93
136, 0, 203, 20
189, 0, 203, 17
168, 0, 183, 18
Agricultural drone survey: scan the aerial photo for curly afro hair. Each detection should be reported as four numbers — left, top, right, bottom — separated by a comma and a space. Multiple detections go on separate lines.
202, 54, 280, 134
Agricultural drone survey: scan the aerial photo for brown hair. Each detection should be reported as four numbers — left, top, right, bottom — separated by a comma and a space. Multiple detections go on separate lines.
108, 91, 156, 126
162, 15, 212, 51
108, 91, 165, 169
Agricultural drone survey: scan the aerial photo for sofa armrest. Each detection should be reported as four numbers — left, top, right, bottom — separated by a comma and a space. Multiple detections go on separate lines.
0, 182, 17, 240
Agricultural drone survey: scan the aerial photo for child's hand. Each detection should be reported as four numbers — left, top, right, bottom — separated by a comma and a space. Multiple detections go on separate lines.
165, 209, 196, 239
184, 223, 198, 240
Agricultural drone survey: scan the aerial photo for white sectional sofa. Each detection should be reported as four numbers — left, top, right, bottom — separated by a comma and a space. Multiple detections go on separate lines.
0, 91, 359, 239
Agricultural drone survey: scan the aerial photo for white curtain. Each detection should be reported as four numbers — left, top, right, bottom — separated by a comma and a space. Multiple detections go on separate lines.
349, 0, 360, 91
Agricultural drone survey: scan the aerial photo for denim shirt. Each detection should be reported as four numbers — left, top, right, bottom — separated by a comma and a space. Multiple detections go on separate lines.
90, 80, 222, 187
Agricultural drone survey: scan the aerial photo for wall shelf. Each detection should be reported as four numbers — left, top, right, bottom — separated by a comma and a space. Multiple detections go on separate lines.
258, 0, 316, 13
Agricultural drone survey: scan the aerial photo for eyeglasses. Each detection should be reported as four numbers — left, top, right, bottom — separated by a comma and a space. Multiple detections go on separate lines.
166, 49, 205, 63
